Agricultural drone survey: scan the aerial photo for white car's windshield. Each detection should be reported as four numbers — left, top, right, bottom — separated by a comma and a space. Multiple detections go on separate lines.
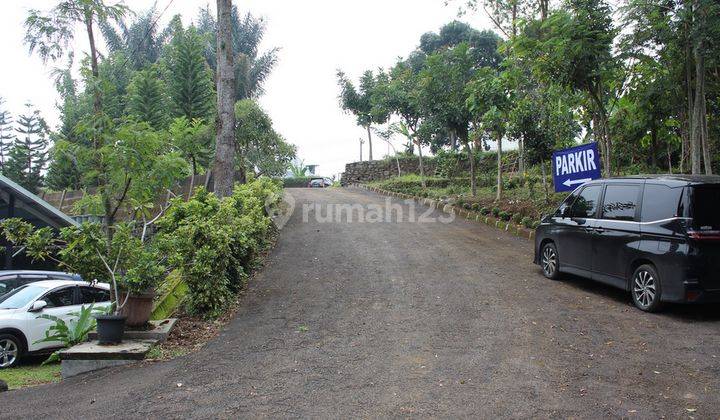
0, 285, 46, 309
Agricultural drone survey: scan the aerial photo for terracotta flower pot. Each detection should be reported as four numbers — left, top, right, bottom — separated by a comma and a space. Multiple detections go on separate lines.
119, 290, 156, 329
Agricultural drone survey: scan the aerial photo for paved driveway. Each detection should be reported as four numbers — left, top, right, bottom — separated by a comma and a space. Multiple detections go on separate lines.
2, 187, 719, 418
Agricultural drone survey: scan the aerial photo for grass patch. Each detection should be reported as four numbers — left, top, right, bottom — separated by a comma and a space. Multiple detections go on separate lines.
0, 362, 61, 389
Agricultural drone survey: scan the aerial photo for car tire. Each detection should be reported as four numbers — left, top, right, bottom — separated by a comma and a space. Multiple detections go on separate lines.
631, 264, 664, 312
540, 242, 560, 280
0, 333, 23, 369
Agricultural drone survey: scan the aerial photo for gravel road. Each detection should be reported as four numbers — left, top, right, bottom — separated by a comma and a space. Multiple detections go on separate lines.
2, 187, 719, 419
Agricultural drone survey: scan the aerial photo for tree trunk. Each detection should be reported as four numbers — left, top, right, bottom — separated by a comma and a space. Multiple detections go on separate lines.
690, 7, 707, 175
541, 160, 549, 203
650, 124, 658, 168
590, 91, 611, 177
84, 11, 101, 117
467, 143, 477, 197
188, 158, 196, 200
496, 135, 503, 201
366, 125, 373, 161
518, 136, 525, 175
213, 0, 237, 197
417, 140, 426, 189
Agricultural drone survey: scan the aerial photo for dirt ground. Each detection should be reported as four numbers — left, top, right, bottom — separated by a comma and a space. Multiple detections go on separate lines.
1, 187, 719, 419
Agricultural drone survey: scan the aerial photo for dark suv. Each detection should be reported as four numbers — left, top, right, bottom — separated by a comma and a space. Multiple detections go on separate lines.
534, 175, 720, 312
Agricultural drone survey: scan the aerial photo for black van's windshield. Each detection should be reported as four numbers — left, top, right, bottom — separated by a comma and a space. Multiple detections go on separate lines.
690, 185, 720, 230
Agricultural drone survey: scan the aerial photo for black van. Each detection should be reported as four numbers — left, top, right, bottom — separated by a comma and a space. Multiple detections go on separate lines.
534, 175, 720, 312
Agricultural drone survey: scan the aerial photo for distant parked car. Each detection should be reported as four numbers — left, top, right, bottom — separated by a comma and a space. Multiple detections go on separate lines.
308, 177, 332, 188
534, 175, 720, 312
0, 271, 83, 297
0, 280, 111, 368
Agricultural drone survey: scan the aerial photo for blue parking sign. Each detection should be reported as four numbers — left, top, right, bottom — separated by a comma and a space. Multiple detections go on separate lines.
552, 142, 602, 192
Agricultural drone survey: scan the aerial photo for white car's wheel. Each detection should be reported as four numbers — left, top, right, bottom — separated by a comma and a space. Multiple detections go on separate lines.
0, 334, 22, 368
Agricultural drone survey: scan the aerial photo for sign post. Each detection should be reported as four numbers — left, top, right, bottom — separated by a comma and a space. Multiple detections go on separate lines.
552, 142, 602, 192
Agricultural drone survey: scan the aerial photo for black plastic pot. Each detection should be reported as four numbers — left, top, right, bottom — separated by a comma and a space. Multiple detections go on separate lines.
95, 314, 127, 345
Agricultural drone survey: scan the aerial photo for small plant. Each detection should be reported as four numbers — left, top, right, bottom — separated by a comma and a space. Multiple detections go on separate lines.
499, 211, 511, 221
298, 325, 309, 332
521, 216, 533, 228
512, 213, 523, 224
480, 207, 490, 215
456, 197, 466, 207
471, 203, 480, 211
463, 202, 472, 210
35, 304, 108, 364
531, 221, 541, 229
491, 207, 500, 217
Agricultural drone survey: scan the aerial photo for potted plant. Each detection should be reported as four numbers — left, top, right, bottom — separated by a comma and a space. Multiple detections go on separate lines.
0, 219, 166, 344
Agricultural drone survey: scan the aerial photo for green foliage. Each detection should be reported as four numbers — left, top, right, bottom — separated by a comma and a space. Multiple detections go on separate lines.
491, 207, 500, 217
283, 177, 311, 188
499, 211, 511, 221
164, 27, 215, 121
512, 213, 523, 224
35, 304, 107, 364
168, 116, 213, 176
480, 207, 490, 215
155, 178, 281, 318
195, 6, 279, 100
127, 65, 169, 130
235, 99, 296, 178
521, 216, 533, 228
3, 104, 49, 193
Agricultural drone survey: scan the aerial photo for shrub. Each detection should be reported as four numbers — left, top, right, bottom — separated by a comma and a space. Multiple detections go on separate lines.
499, 211, 511, 221
512, 213, 523, 224
155, 177, 281, 318
471, 203, 480, 211
521, 216, 532, 228
491, 207, 500, 217
463, 202, 472, 210
531, 221, 541, 229
480, 207, 490, 215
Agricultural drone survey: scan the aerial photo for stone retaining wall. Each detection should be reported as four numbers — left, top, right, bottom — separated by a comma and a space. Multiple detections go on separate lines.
341, 158, 437, 185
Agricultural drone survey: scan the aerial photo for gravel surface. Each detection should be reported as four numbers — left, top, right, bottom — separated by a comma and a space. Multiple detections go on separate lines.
2, 187, 719, 419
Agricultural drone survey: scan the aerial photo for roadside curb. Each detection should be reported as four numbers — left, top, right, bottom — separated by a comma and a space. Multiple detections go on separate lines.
351, 184, 535, 241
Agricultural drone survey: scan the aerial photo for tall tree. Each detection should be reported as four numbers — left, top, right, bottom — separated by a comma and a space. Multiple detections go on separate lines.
196, 6, 279, 101
25, 0, 129, 119
100, 6, 169, 70
4, 104, 49, 193
0, 98, 14, 170
234, 99, 296, 178
513, 0, 617, 176
213, 0, 237, 197
164, 27, 216, 122
418, 43, 478, 192
337, 70, 389, 161
127, 65, 170, 130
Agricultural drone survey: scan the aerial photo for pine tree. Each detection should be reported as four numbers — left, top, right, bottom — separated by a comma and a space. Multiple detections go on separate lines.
4, 104, 49, 193
0, 97, 14, 170
127, 65, 170, 130
164, 27, 215, 122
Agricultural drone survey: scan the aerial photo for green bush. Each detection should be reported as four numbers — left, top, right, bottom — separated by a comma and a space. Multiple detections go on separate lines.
521, 216, 532, 228
471, 203, 480, 211
512, 213, 523, 224
155, 177, 281, 318
491, 207, 500, 217
283, 177, 311, 188
480, 207, 490, 215
499, 211, 511, 221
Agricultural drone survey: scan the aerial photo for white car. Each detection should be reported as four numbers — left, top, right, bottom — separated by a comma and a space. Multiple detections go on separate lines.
0, 280, 111, 368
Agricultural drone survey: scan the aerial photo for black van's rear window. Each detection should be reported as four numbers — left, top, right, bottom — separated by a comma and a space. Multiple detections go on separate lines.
690, 186, 720, 230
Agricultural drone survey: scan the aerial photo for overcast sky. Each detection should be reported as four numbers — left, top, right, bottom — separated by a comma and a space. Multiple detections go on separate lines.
0, 0, 494, 178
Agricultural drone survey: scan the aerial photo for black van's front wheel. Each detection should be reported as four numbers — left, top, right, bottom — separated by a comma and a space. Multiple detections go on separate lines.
540, 242, 560, 280
631, 264, 663, 312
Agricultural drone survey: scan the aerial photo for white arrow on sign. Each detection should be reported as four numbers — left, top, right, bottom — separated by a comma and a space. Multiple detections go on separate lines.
562, 178, 592, 187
